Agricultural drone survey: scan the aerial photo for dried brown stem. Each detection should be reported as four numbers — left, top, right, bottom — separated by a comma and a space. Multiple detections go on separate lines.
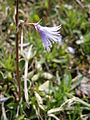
46, 0, 52, 21
16, 0, 21, 101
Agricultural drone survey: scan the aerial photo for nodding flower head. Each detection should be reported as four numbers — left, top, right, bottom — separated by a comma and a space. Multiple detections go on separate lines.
35, 24, 62, 52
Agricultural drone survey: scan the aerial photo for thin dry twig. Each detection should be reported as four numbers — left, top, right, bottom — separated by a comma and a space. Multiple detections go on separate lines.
2, 103, 7, 120
75, 0, 84, 8
21, 26, 24, 52
16, 99, 22, 118
46, 0, 52, 21
48, 96, 90, 114
24, 46, 33, 108
16, 0, 21, 101
24, 60, 29, 104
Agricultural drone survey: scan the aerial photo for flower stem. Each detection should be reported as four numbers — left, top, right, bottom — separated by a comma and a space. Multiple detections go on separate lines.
46, 0, 51, 21
16, 0, 21, 101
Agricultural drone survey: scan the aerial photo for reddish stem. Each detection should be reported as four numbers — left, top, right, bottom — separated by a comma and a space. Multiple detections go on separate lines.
16, 0, 21, 101
46, 0, 52, 21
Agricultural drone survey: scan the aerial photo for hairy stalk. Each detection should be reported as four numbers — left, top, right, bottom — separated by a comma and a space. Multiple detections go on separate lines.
16, 0, 21, 101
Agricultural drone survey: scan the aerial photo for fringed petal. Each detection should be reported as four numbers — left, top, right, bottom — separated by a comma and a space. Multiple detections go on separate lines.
35, 24, 62, 51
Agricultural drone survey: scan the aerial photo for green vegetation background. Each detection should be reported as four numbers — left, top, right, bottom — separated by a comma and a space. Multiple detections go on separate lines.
0, 0, 90, 120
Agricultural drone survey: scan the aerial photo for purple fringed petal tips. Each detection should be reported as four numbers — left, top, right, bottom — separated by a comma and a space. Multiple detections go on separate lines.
35, 24, 62, 52
18, 20, 62, 52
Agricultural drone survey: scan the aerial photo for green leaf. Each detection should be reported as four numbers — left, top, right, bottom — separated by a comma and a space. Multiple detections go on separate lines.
7, 102, 17, 109
0, 71, 4, 80
6, 0, 14, 6
17, 115, 24, 120
63, 70, 72, 92
71, 75, 84, 90
19, 59, 25, 71
39, 80, 49, 91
